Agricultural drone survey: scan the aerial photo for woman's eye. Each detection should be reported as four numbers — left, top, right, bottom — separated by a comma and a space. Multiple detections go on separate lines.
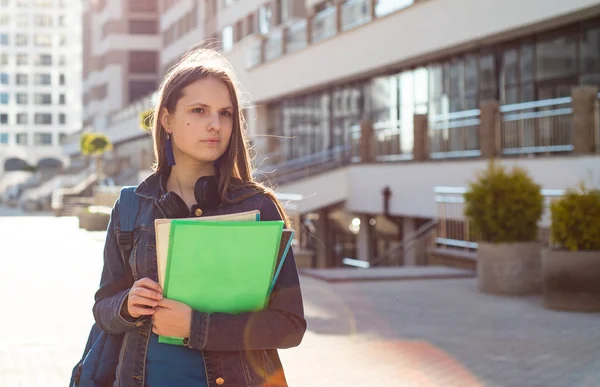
221, 111, 232, 117
192, 108, 205, 114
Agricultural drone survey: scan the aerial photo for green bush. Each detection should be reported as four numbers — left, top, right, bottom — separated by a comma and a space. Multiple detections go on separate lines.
464, 160, 543, 243
550, 185, 600, 251
80, 132, 112, 156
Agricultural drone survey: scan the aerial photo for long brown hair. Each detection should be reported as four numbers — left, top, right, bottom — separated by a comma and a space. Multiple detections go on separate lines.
150, 46, 290, 227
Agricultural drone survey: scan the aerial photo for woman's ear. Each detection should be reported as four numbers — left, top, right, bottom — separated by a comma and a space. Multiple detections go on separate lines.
160, 108, 170, 133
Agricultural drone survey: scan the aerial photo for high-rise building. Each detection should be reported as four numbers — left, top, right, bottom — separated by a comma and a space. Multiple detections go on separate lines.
0, 0, 82, 176
70, 0, 600, 268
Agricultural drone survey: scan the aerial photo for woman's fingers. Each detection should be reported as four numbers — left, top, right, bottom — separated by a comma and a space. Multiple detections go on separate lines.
129, 305, 156, 316
129, 294, 159, 308
131, 286, 163, 301
136, 278, 163, 294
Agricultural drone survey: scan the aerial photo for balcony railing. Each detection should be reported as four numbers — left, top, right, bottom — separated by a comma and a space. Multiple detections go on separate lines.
264, 29, 283, 61
434, 186, 565, 250
108, 92, 156, 127
429, 109, 481, 159
341, 0, 372, 31
312, 7, 336, 43
286, 19, 308, 54
500, 97, 573, 155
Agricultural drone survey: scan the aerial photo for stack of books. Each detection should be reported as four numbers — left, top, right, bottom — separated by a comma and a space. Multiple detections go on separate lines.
154, 210, 294, 345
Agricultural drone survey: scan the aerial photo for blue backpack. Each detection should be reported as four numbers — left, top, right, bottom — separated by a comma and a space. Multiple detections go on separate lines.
70, 187, 140, 387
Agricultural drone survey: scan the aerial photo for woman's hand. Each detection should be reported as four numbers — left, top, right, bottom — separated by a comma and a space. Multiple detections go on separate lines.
126, 278, 163, 319
152, 298, 192, 339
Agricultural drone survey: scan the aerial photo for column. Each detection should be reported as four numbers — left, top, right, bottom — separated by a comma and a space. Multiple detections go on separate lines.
356, 214, 374, 263
413, 114, 429, 161
359, 120, 374, 162
403, 217, 416, 266
571, 86, 599, 154
479, 100, 501, 158
315, 208, 332, 268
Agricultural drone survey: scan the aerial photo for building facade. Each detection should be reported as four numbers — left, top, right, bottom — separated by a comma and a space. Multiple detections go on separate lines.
71, 0, 600, 268
0, 0, 82, 175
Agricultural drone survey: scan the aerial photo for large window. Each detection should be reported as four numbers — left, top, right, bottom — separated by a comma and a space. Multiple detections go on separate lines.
16, 74, 28, 85
0, 33, 9, 45
0, 93, 8, 104
34, 93, 52, 105
128, 80, 156, 103
0, 113, 7, 124
34, 113, 52, 125
34, 74, 51, 85
0, 73, 8, 85
16, 133, 28, 145
35, 54, 52, 66
16, 113, 28, 124
34, 132, 52, 145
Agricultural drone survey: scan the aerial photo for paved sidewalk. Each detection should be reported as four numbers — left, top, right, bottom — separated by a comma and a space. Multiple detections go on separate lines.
1, 215, 599, 386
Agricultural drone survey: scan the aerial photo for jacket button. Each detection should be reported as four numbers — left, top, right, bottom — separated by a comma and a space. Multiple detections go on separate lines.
216, 377, 224, 385
195, 208, 203, 217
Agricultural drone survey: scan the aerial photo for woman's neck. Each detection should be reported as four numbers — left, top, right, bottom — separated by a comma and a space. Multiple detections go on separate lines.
166, 161, 215, 208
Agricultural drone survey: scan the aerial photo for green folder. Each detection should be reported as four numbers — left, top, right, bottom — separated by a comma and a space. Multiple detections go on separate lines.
159, 220, 284, 345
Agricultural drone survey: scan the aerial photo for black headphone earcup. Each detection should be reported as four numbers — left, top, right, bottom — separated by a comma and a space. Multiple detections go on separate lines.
194, 175, 220, 209
156, 191, 189, 218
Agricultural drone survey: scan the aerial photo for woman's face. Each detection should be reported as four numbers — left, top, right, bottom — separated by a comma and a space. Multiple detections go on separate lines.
163, 76, 234, 165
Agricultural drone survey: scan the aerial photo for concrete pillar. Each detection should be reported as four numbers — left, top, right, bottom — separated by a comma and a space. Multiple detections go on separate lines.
359, 120, 374, 162
413, 114, 429, 161
403, 217, 416, 266
334, 0, 343, 33
571, 86, 599, 154
479, 100, 501, 158
356, 214, 375, 263
315, 208, 332, 268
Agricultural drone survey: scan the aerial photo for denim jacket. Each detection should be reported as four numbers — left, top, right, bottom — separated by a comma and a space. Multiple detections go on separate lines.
93, 171, 306, 387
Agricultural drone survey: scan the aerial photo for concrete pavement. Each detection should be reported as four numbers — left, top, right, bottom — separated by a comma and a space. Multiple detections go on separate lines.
0, 213, 599, 386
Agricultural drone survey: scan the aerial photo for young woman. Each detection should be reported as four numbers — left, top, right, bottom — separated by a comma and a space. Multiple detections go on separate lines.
93, 47, 306, 387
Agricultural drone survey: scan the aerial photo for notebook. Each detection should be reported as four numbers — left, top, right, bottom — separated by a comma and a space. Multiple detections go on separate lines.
159, 220, 284, 345
154, 210, 260, 287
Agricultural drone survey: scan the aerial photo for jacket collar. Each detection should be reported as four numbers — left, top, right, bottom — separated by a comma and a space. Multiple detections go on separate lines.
134, 167, 260, 202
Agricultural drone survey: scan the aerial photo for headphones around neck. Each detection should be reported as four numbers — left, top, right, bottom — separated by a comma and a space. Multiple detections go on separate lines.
156, 175, 220, 218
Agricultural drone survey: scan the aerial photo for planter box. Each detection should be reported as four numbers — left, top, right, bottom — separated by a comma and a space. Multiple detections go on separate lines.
78, 212, 110, 231
542, 249, 600, 312
477, 241, 541, 295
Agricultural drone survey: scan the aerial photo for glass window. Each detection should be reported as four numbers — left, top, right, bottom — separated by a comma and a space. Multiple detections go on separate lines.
536, 36, 577, 81
59, 74, 65, 85
16, 74, 28, 85
15, 34, 27, 46
222, 26, 233, 52
59, 94, 65, 104
580, 27, 600, 85
16, 133, 28, 145
129, 20, 157, 34
0, 53, 7, 65
34, 34, 53, 47
16, 14, 28, 26
371, 75, 398, 124
16, 54, 27, 65
0, 93, 8, 104
35, 54, 52, 66
0, 133, 8, 144
0, 33, 8, 45
58, 15, 66, 26
479, 53, 497, 102
0, 14, 9, 26
35, 0, 52, 7
35, 15, 53, 27
34, 132, 53, 145
34, 93, 52, 105
16, 113, 27, 124
16, 93, 28, 104
59, 113, 66, 124
0, 113, 7, 124
258, 4, 272, 35
0, 73, 8, 84
34, 113, 52, 125
34, 74, 51, 85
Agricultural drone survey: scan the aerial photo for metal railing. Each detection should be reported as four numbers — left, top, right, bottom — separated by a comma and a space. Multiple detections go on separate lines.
247, 40, 262, 69
429, 109, 481, 159
343, 219, 438, 268
264, 29, 283, 61
500, 97, 573, 155
434, 186, 565, 250
253, 144, 352, 185
373, 121, 413, 162
341, 0, 371, 31
312, 7, 336, 43
285, 19, 307, 54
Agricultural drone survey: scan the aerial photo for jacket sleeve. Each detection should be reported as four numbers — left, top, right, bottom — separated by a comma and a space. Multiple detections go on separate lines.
92, 202, 142, 334
187, 194, 307, 352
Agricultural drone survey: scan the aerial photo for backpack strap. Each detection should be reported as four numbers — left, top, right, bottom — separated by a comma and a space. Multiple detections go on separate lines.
116, 186, 140, 256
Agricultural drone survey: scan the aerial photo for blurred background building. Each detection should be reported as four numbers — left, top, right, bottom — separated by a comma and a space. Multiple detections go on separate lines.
0, 0, 82, 204
3, 0, 600, 268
